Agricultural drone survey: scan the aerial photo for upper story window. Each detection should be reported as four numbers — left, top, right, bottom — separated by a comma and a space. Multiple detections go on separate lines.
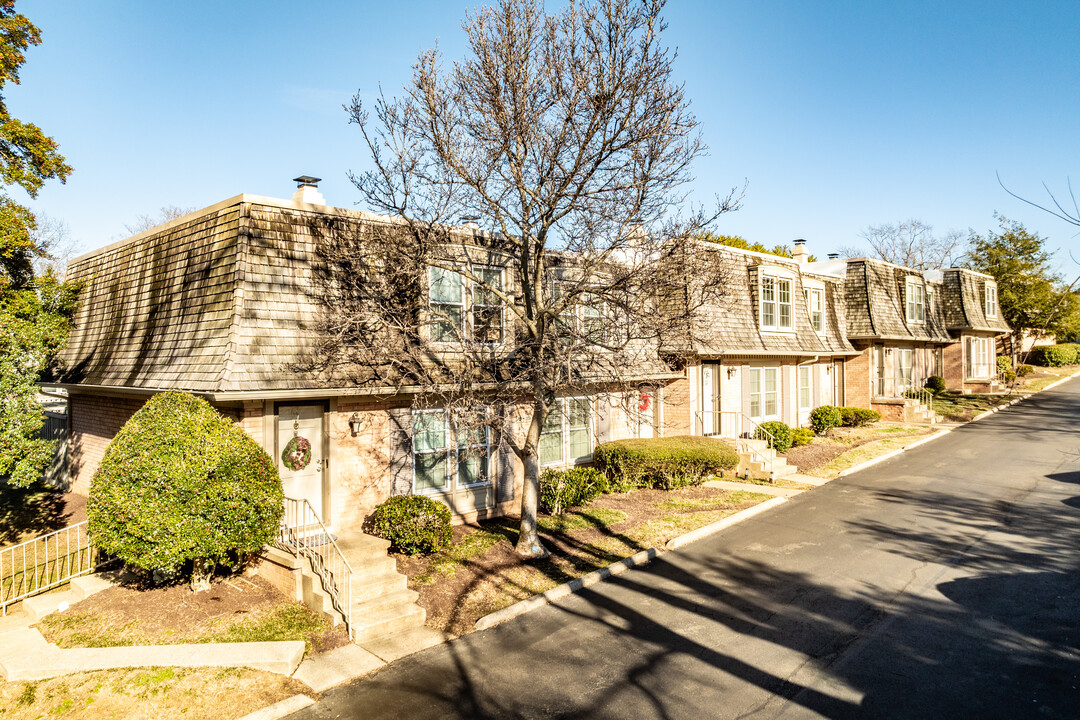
553, 281, 604, 343
760, 272, 793, 331
804, 286, 824, 332
985, 283, 998, 318
429, 266, 504, 344
905, 279, 925, 324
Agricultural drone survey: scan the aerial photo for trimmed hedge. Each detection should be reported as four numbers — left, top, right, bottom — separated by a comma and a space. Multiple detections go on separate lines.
838, 406, 881, 427
756, 421, 792, 453
88, 392, 283, 577
1029, 344, 1080, 367
539, 466, 608, 516
809, 405, 842, 435
791, 427, 815, 448
593, 435, 738, 490
370, 495, 452, 555
924, 375, 947, 394
1017, 364, 1035, 377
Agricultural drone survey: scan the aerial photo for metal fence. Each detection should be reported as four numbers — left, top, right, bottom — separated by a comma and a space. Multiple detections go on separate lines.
1, 521, 102, 615
274, 497, 354, 639
694, 409, 778, 476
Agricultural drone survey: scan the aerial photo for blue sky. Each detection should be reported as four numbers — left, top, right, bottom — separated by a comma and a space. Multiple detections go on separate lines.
11, 1, 1080, 270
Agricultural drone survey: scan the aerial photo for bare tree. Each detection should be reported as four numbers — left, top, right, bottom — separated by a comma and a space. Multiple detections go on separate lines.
848, 219, 965, 270
998, 174, 1080, 229
313, 0, 738, 556
30, 212, 78, 277
124, 205, 195, 236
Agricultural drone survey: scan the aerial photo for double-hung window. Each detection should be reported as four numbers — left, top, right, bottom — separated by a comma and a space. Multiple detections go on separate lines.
429, 268, 464, 342
806, 287, 824, 332
749, 367, 779, 420
798, 366, 812, 410
473, 268, 504, 343
539, 398, 593, 465
985, 284, 998, 319
760, 274, 792, 331
905, 279, 925, 324
413, 409, 491, 493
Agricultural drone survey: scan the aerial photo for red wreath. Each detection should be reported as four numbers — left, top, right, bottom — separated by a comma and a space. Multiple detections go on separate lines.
639, 392, 652, 412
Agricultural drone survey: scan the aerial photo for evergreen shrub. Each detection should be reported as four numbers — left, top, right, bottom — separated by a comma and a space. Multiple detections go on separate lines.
370, 495, 452, 555
1017, 364, 1034, 376
791, 427, 815, 448
756, 421, 792, 453
924, 375, 947, 394
809, 405, 842, 435
996, 355, 1012, 374
838, 407, 881, 427
593, 436, 738, 490
539, 466, 608, 516
88, 392, 283, 580
1030, 344, 1080, 367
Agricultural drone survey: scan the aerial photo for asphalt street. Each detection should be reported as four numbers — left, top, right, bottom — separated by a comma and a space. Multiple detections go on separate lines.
292, 379, 1080, 719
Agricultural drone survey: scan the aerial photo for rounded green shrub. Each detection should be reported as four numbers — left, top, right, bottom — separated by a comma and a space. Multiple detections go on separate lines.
791, 427, 815, 448
88, 391, 283, 579
593, 436, 738, 490
1017, 364, 1034, 377
369, 495, 452, 555
756, 421, 792, 453
996, 355, 1012, 374
1030, 344, 1080, 367
838, 406, 882, 427
924, 375, 947, 394
539, 466, 608, 516
809, 405, 842, 435
1002, 369, 1017, 383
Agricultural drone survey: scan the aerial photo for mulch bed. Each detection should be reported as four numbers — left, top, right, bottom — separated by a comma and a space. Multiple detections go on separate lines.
393, 485, 767, 636
784, 442, 848, 474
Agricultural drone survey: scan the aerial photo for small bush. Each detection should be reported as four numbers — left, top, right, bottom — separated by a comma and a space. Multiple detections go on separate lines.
838, 406, 881, 427
756, 421, 792, 453
369, 495, 452, 555
1017, 364, 1034, 376
593, 436, 738, 490
924, 375, 947, 395
89, 392, 283, 581
996, 355, 1012, 374
791, 427, 815, 447
1001, 369, 1017, 383
809, 405, 842, 435
539, 466, 608, 516
1029, 344, 1080, 367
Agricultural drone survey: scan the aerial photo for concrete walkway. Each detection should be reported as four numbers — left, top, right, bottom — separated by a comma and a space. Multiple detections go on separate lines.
703, 478, 805, 498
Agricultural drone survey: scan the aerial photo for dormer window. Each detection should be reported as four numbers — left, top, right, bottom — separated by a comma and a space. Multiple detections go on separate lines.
760, 272, 793, 331
430, 267, 464, 341
803, 286, 824, 332
905, 278, 925, 324
985, 283, 998, 319
429, 265, 505, 343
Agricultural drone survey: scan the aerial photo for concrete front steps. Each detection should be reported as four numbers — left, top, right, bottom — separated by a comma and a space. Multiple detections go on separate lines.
904, 398, 944, 425
733, 438, 798, 482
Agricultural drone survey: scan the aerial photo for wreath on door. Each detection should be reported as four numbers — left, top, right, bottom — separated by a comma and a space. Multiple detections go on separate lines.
639, 392, 652, 413
281, 436, 312, 471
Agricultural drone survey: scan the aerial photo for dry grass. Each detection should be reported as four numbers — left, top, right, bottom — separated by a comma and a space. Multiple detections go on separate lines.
0, 666, 308, 720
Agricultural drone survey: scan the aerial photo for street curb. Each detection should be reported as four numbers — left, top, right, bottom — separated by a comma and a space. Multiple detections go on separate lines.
836, 429, 951, 478
665, 496, 788, 550
474, 493, 793, 632
474, 547, 659, 631
235, 694, 315, 720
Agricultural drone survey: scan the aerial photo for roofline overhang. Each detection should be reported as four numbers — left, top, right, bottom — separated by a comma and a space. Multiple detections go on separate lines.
691, 349, 862, 359
845, 335, 957, 343
49, 371, 687, 404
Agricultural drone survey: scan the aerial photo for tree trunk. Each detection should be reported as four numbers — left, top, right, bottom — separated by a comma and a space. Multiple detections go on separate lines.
190, 558, 215, 592
515, 404, 550, 559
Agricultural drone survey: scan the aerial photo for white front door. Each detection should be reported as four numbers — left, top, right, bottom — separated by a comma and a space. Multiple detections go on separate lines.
278, 405, 326, 521
701, 363, 718, 435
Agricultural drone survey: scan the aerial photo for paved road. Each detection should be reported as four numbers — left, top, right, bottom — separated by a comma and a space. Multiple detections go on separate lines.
293, 380, 1080, 719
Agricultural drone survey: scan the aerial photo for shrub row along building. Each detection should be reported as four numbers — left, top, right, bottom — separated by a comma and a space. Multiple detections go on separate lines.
51, 184, 1008, 530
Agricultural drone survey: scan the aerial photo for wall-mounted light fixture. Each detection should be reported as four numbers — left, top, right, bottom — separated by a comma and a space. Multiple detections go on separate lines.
726, 366, 737, 379
348, 413, 362, 436
826, 364, 832, 375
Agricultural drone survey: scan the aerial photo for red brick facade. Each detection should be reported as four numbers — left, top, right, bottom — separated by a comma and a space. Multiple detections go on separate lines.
68, 394, 147, 495
845, 347, 873, 409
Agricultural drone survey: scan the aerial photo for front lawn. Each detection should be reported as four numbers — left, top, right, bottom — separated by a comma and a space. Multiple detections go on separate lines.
784, 423, 936, 478
931, 393, 1010, 422
393, 485, 772, 636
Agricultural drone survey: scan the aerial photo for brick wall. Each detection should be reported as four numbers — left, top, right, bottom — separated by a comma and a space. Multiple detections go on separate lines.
68, 394, 147, 495
330, 399, 395, 531
662, 376, 692, 435
845, 347, 873, 408
944, 340, 965, 392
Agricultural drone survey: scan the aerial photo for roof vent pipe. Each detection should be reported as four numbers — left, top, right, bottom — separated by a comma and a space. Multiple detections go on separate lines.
460, 215, 480, 229
792, 238, 809, 265
292, 175, 325, 205
828, 253, 840, 260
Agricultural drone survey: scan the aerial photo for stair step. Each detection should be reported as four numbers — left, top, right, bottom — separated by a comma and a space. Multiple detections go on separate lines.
335, 533, 392, 562
350, 602, 426, 644
347, 554, 399, 576
22, 590, 79, 622
351, 570, 408, 603
350, 588, 419, 615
